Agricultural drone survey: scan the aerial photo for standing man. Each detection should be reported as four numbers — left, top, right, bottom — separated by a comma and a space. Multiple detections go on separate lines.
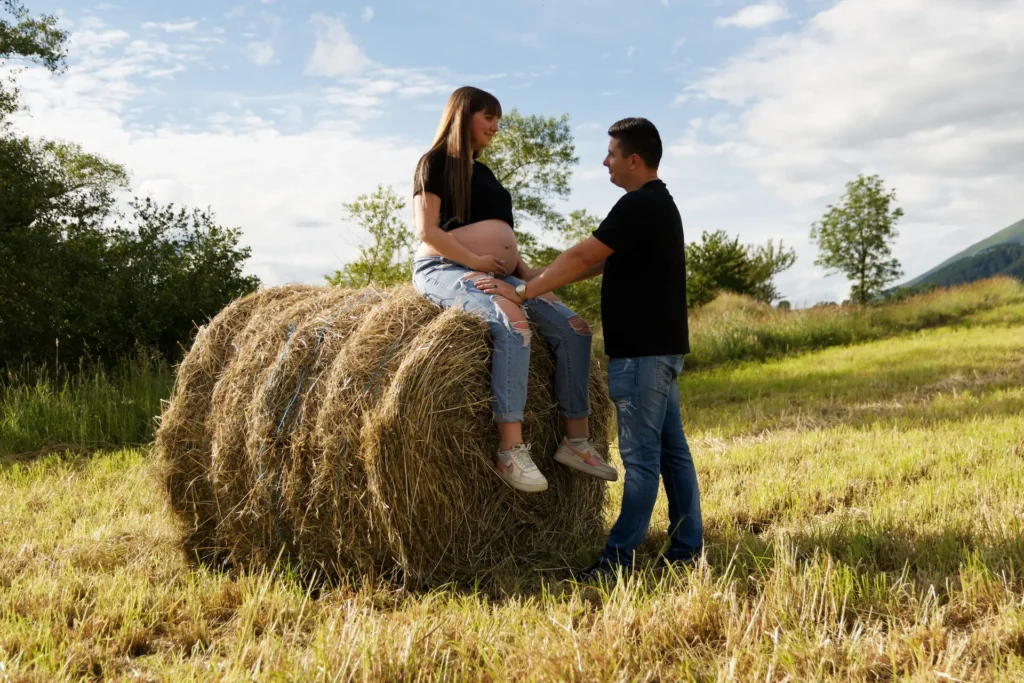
475, 117, 703, 577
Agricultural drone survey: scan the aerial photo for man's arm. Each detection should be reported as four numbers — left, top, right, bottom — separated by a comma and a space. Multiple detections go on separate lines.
523, 237, 613, 300
572, 259, 606, 282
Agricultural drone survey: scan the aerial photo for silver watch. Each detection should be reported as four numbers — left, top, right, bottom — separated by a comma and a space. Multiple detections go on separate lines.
515, 283, 527, 298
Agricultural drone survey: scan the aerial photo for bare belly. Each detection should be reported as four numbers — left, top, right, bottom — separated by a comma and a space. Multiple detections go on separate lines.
417, 219, 519, 272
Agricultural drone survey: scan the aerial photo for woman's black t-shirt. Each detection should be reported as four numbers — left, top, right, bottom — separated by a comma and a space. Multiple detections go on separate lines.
413, 150, 515, 231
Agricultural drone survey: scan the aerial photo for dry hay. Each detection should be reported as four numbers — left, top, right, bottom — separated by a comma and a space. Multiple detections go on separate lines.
155, 284, 613, 585
157, 284, 317, 562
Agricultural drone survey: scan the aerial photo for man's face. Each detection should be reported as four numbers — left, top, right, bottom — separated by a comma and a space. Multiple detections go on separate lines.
602, 138, 633, 189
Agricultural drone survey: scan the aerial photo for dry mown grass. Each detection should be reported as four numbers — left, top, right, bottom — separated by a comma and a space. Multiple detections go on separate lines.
2, 311, 1024, 680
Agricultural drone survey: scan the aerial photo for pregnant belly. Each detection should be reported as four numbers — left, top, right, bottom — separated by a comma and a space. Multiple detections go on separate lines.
418, 220, 520, 271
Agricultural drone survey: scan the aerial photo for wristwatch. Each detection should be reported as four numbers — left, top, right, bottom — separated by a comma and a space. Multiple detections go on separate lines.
515, 283, 527, 299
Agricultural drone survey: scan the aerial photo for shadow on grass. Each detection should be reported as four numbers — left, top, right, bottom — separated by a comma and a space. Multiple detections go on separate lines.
0, 445, 104, 472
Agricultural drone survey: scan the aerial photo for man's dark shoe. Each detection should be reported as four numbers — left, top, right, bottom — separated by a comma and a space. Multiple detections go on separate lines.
574, 559, 629, 583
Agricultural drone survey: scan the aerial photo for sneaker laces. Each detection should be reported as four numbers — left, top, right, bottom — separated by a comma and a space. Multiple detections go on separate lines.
508, 443, 538, 473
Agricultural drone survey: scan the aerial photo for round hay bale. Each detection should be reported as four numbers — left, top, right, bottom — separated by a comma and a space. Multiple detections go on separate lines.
156, 284, 613, 584
156, 284, 317, 563
207, 287, 383, 569
362, 307, 613, 584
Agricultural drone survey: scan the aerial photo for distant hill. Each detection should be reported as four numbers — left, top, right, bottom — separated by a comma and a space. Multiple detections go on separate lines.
903, 218, 1024, 288
910, 242, 1024, 288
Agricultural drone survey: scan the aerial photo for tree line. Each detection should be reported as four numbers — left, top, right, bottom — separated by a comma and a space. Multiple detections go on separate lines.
1, 1, 258, 366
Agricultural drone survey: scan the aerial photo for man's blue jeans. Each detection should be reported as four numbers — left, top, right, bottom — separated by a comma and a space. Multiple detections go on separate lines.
600, 355, 703, 566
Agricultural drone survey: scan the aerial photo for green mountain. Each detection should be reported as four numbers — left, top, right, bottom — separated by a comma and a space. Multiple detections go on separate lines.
903, 218, 1024, 288
910, 242, 1024, 288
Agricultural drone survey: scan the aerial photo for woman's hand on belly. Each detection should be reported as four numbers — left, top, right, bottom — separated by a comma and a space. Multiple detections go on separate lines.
468, 253, 509, 275
449, 220, 520, 274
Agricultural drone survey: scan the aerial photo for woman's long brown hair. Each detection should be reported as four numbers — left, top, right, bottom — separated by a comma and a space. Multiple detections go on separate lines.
415, 86, 502, 226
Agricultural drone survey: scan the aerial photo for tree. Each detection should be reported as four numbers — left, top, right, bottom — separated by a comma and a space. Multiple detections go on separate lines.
531, 209, 604, 321
104, 198, 261, 361
810, 174, 904, 304
477, 109, 578, 260
326, 184, 414, 288
0, 136, 130, 365
1, 0, 68, 120
747, 238, 798, 303
1, 136, 129, 231
685, 229, 797, 308
0, 7, 259, 366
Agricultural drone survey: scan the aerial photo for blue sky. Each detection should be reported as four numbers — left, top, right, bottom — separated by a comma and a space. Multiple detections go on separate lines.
8, 0, 1024, 305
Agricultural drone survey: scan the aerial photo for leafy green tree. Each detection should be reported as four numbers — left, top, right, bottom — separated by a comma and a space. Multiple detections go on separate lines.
810, 174, 904, 304
747, 238, 798, 304
326, 184, 414, 288
0, 135, 129, 365
1, 0, 68, 120
532, 209, 603, 320
104, 198, 261, 361
0, 8, 259, 366
686, 230, 753, 308
685, 230, 796, 308
1, 137, 129, 231
478, 109, 578, 259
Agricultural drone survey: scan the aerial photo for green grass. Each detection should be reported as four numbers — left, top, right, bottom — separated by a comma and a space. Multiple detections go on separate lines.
0, 353, 172, 457
2, 300, 1024, 679
687, 276, 1024, 369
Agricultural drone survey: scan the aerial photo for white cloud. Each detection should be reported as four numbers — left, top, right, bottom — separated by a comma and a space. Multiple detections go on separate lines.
671, 37, 686, 54
141, 20, 199, 33
362, 6, 375, 22
248, 42, 275, 66
626, 46, 636, 58
70, 24, 130, 55
687, 0, 1024, 290
3, 17, 461, 286
715, 1, 790, 29
10, 64, 421, 285
305, 15, 372, 78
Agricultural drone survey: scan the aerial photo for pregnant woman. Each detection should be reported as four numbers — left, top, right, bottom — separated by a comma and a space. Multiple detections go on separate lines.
411, 86, 617, 492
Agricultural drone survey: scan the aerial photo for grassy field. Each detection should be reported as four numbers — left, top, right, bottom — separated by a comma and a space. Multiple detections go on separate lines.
2, 288, 1024, 680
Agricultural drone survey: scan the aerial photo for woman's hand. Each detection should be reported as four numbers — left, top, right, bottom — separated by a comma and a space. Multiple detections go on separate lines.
471, 254, 508, 276
474, 277, 522, 304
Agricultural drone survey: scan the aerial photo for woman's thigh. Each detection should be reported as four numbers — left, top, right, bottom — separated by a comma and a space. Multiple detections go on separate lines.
415, 260, 528, 330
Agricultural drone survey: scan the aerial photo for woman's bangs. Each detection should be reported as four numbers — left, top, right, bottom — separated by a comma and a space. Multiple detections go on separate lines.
473, 91, 502, 118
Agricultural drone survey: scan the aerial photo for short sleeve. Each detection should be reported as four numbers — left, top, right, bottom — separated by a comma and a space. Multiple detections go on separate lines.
414, 151, 448, 197
592, 194, 639, 253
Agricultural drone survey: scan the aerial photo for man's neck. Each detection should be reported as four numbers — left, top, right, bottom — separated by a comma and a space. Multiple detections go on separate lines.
622, 171, 660, 193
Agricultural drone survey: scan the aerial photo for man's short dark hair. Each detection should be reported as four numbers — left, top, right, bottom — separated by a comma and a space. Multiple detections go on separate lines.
608, 117, 662, 169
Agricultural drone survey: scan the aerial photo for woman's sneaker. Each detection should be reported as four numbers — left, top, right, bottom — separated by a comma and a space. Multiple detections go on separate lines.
554, 437, 618, 481
495, 443, 548, 492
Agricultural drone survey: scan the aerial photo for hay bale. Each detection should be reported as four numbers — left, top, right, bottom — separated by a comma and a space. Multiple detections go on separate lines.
156, 284, 613, 584
363, 308, 613, 583
156, 284, 317, 562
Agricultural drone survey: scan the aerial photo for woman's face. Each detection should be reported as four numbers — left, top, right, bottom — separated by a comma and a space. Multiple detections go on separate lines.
469, 110, 500, 150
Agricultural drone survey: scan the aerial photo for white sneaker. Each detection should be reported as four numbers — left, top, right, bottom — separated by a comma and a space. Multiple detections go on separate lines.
554, 438, 619, 481
495, 443, 548, 492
